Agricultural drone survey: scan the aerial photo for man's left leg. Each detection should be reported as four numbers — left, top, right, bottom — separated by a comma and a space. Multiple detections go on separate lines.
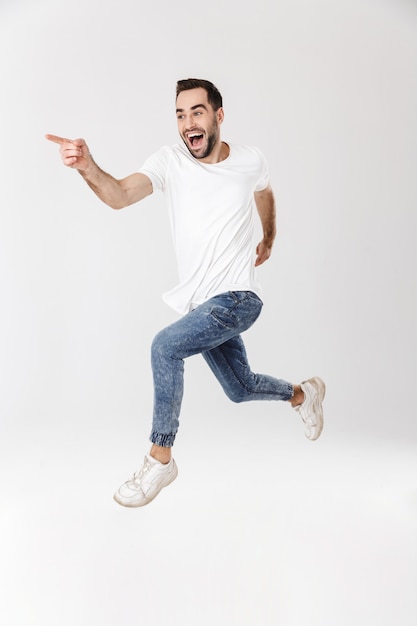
202, 336, 325, 440
202, 334, 293, 403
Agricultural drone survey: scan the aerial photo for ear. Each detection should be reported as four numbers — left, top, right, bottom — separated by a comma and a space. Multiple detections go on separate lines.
217, 107, 225, 124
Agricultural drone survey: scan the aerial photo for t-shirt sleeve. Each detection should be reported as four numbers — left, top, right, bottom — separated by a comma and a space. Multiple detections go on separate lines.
253, 147, 270, 192
138, 146, 171, 192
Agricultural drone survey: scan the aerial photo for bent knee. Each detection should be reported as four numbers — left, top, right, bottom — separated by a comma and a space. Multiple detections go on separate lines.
151, 329, 171, 358
224, 388, 248, 403
151, 328, 182, 362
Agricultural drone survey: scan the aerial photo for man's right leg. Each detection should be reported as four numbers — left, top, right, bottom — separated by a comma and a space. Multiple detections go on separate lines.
114, 292, 262, 507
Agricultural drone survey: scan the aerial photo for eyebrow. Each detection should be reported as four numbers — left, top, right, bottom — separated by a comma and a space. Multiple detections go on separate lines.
176, 103, 208, 113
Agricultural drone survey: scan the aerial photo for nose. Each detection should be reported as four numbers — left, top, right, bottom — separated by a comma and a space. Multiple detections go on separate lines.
183, 114, 195, 130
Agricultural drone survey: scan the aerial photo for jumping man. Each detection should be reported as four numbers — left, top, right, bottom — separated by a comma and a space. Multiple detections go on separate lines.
46, 78, 325, 508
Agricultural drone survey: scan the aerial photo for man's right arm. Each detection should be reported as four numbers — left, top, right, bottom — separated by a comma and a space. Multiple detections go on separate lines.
45, 134, 153, 210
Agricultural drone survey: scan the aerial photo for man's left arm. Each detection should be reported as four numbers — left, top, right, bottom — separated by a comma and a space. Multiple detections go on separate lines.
254, 185, 276, 266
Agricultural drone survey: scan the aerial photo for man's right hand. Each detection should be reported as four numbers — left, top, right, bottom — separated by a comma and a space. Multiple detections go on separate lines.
45, 134, 92, 171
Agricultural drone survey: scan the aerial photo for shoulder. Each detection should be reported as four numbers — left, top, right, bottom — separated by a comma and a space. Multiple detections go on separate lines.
139, 143, 196, 190
153, 143, 196, 165
228, 144, 269, 171
229, 144, 266, 161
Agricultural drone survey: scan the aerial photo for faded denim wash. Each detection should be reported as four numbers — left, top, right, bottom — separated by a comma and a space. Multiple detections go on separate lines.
150, 291, 293, 447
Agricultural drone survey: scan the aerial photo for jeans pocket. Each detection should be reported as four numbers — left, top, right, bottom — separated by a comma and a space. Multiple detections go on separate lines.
209, 305, 238, 329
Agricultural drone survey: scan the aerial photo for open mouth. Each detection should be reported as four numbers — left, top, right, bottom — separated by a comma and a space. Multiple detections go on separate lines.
188, 132, 204, 147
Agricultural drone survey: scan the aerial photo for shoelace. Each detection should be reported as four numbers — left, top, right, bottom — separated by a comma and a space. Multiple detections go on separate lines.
129, 457, 152, 490
294, 391, 316, 426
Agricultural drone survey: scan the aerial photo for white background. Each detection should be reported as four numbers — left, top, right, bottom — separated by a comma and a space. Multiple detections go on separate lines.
0, 0, 416, 624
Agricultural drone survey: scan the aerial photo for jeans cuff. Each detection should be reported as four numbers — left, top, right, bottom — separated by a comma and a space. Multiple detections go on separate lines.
150, 430, 176, 447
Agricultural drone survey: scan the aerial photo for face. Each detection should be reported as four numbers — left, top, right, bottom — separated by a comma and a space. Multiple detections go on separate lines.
176, 87, 224, 160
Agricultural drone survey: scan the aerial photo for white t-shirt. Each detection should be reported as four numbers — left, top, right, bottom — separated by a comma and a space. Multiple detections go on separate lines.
139, 142, 270, 315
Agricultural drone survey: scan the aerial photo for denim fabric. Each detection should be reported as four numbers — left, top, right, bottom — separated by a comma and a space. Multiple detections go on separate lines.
150, 291, 294, 447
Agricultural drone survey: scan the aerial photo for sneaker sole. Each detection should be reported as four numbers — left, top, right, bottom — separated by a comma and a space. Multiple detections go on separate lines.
308, 376, 326, 440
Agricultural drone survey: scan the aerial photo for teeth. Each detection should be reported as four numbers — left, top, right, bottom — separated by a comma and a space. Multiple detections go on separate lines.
188, 133, 202, 138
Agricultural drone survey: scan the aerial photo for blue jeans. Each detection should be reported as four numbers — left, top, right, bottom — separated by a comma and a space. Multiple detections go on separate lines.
150, 291, 294, 447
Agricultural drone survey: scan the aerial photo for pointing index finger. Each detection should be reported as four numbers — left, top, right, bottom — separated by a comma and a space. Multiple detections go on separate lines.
45, 134, 72, 145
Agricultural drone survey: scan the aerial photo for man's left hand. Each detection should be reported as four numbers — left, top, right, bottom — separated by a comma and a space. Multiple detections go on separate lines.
255, 240, 273, 266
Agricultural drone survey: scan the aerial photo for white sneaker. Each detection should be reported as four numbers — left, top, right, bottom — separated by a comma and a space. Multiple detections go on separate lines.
294, 377, 325, 441
114, 454, 178, 507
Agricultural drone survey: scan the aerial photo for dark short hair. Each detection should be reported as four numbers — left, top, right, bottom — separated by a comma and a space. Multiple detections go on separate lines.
176, 78, 223, 110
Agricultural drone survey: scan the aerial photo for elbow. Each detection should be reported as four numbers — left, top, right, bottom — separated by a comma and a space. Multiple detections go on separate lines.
107, 199, 128, 210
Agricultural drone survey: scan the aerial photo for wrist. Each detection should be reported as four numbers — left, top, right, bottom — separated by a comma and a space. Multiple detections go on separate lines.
78, 154, 96, 177
263, 234, 275, 246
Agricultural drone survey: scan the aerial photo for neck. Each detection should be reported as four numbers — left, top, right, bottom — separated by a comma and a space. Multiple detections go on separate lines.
200, 141, 229, 164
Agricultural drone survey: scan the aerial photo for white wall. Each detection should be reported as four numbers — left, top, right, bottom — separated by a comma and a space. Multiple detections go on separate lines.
0, 1, 416, 624
1, 0, 416, 440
